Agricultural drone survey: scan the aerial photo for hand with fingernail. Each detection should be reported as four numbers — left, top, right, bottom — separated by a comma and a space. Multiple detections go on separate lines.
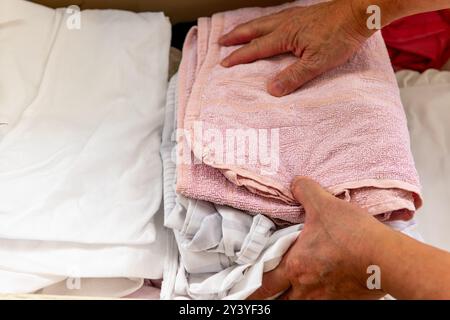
219, 0, 370, 97
247, 177, 450, 300
247, 176, 386, 300
220, 0, 450, 97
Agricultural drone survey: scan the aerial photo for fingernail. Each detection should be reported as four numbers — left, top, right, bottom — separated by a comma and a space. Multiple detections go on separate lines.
291, 176, 304, 189
221, 58, 230, 67
269, 79, 285, 96
218, 36, 226, 45
291, 176, 306, 194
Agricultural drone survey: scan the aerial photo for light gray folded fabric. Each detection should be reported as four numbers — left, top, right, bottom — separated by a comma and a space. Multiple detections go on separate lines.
170, 196, 275, 273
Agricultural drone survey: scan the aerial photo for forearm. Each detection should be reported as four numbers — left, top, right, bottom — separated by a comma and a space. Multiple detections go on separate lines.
362, 222, 450, 299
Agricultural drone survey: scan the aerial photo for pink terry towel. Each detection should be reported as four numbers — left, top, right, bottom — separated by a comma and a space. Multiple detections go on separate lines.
176, 0, 422, 224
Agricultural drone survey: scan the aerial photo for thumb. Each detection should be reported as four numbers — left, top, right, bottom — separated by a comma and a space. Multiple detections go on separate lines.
290, 176, 334, 220
268, 59, 323, 97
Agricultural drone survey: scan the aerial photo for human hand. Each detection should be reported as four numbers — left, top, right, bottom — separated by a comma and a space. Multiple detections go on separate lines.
219, 0, 372, 97
247, 177, 386, 300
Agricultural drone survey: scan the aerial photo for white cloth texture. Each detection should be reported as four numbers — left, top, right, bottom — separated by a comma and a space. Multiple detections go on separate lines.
0, 0, 171, 296
162, 74, 423, 300
38, 278, 144, 298
397, 69, 450, 251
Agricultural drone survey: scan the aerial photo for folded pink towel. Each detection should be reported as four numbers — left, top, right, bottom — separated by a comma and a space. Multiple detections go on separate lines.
176, 0, 422, 224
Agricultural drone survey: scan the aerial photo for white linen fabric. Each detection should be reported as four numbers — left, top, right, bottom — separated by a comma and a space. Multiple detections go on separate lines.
397, 69, 450, 251
0, 0, 171, 295
0, 208, 169, 295
168, 196, 276, 274
162, 74, 423, 300
38, 278, 143, 297
0, 0, 169, 244
0, 0, 58, 140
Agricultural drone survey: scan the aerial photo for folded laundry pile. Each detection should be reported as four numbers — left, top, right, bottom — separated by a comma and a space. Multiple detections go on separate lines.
163, 0, 425, 299
161, 76, 301, 299
1, 0, 427, 300
382, 10, 450, 72
0, 0, 171, 297
162, 74, 424, 300
176, 0, 423, 225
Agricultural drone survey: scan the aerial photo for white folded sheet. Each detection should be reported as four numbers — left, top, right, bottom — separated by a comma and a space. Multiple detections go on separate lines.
0, 0, 171, 295
397, 69, 450, 251
0, 208, 169, 294
0, 0, 169, 244
0, 0, 58, 140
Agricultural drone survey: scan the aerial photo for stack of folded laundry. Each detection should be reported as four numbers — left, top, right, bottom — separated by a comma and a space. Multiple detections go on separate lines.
161, 0, 424, 299
0, 0, 171, 298
1, 0, 426, 300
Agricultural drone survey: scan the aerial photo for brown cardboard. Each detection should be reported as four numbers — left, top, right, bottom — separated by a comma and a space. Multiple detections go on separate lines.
31, 0, 287, 23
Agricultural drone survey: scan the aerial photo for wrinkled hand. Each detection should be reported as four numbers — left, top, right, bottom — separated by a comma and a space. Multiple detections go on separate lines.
248, 177, 386, 300
219, 0, 371, 97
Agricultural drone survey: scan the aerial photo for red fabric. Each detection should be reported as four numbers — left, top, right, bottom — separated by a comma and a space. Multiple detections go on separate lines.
382, 10, 450, 72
